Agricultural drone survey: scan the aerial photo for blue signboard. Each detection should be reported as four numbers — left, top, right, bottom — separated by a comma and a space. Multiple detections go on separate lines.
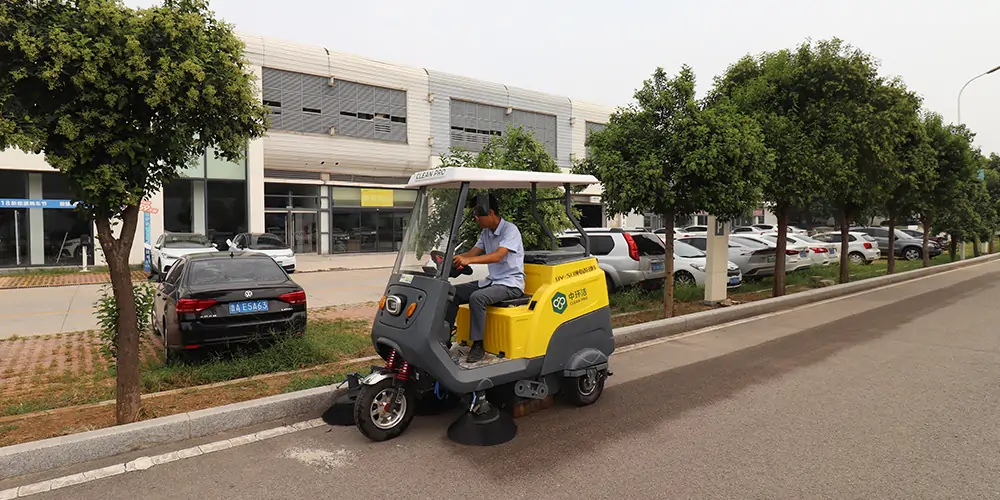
143, 211, 151, 273
0, 198, 77, 209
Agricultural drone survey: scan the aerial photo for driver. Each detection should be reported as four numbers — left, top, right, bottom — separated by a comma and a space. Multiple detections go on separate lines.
447, 194, 525, 363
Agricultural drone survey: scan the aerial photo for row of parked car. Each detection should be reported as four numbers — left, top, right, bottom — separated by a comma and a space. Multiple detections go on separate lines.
561, 222, 946, 294
150, 231, 297, 275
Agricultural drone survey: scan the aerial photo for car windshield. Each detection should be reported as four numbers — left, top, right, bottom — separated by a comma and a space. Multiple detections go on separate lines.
674, 240, 705, 258
163, 234, 211, 248
249, 234, 289, 250
393, 187, 459, 276
186, 258, 288, 286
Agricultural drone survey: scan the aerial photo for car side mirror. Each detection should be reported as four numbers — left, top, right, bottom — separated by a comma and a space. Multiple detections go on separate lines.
226, 238, 234, 248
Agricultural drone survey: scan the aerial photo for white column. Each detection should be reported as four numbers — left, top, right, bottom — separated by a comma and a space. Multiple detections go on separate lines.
704, 215, 730, 303
27, 173, 44, 265
247, 137, 265, 233
319, 186, 330, 255
192, 180, 206, 234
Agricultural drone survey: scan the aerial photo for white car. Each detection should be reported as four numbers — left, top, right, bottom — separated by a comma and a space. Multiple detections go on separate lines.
677, 225, 708, 238
813, 231, 881, 265
672, 240, 742, 288
151, 232, 218, 274
227, 232, 297, 273
731, 234, 812, 272
762, 233, 835, 266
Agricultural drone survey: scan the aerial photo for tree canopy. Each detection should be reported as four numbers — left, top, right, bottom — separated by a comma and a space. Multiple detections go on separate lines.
581, 65, 773, 315
0, 0, 269, 424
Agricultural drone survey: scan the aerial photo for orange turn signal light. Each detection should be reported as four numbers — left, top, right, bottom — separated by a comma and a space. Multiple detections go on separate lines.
379, 295, 386, 309
406, 302, 417, 317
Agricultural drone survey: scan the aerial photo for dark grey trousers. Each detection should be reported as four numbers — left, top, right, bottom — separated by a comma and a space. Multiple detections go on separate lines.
447, 282, 523, 342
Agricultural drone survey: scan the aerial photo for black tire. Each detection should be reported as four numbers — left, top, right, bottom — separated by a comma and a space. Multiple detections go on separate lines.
354, 378, 416, 442
674, 271, 695, 286
605, 274, 616, 294
903, 247, 921, 261
848, 252, 865, 266
563, 370, 606, 407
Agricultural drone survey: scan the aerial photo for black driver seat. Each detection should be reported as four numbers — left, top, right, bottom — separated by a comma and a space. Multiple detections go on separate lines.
494, 294, 532, 308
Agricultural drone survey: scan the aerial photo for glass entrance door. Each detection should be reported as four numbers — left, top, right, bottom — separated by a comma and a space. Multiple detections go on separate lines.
288, 212, 318, 254
0, 209, 28, 267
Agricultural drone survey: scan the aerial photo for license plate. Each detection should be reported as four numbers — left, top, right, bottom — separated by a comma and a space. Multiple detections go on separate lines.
766, 255, 776, 263
229, 300, 269, 314
800, 251, 808, 258
728, 277, 740, 285
830, 248, 836, 255
651, 261, 664, 272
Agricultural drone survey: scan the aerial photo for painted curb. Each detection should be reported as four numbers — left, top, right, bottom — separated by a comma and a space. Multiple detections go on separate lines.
3, 253, 997, 481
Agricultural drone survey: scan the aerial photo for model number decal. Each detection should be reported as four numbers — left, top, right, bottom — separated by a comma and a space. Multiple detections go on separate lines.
554, 264, 597, 282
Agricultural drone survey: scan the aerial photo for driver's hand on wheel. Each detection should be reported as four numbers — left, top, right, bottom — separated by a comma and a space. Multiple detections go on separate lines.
453, 255, 470, 268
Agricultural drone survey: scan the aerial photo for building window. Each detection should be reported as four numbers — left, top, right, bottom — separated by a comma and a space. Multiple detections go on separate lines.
206, 180, 247, 248
585, 121, 606, 158
261, 68, 407, 143
449, 99, 557, 159
163, 180, 195, 233
265, 183, 321, 209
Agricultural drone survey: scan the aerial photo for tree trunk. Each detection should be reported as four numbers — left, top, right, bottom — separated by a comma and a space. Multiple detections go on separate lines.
662, 211, 675, 319
838, 211, 850, 283
95, 205, 142, 425
886, 211, 896, 275
949, 235, 958, 262
990, 230, 996, 254
920, 215, 932, 268
772, 206, 788, 297
973, 235, 982, 257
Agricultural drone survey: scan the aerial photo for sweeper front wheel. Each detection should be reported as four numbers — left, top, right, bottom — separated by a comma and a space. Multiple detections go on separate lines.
354, 378, 416, 442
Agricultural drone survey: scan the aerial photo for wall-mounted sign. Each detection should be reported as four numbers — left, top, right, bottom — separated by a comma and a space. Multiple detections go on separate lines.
0, 198, 77, 209
361, 188, 394, 207
714, 218, 728, 236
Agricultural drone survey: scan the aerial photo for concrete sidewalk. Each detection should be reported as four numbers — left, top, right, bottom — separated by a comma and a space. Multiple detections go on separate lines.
0, 266, 393, 339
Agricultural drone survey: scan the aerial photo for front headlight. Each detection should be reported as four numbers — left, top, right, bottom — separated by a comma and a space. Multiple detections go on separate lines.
690, 263, 706, 272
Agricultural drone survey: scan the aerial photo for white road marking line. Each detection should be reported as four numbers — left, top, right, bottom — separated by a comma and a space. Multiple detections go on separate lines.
614, 258, 997, 355
4, 259, 995, 497
2, 418, 326, 498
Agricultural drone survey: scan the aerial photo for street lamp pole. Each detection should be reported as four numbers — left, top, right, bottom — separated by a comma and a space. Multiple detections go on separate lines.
956, 65, 1000, 260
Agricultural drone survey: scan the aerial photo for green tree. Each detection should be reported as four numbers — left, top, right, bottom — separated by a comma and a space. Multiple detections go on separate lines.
580, 66, 772, 317
875, 84, 934, 274
417, 125, 575, 258
922, 114, 979, 265
0, 0, 268, 424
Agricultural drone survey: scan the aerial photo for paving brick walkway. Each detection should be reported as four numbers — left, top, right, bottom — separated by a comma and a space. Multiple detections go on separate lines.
0, 270, 149, 290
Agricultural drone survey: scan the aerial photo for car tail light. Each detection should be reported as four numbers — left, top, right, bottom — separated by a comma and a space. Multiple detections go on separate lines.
785, 249, 799, 255
811, 247, 828, 253
176, 299, 217, 314
622, 233, 640, 261
278, 290, 307, 305
863, 242, 873, 249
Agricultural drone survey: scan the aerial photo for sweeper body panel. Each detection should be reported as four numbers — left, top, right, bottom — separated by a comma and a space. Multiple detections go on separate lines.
337, 167, 614, 445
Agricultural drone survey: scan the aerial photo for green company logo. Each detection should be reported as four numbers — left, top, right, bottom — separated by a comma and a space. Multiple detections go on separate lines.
551, 292, 568, 314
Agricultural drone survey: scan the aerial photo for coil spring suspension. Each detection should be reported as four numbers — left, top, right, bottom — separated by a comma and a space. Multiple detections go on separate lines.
385, 349, 398, 371
397, 362, 411, 382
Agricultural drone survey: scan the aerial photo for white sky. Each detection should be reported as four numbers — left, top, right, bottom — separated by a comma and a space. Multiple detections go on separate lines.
127, 0, 1000, 154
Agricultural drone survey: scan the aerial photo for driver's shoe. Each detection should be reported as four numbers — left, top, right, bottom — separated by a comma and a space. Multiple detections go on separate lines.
466, 341, 485, 363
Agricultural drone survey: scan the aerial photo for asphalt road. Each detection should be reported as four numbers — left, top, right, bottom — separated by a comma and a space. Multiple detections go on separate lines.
14, 259, 1000, 499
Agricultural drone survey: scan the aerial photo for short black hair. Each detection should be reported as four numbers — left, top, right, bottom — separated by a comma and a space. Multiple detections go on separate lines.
473, 193, 500, 217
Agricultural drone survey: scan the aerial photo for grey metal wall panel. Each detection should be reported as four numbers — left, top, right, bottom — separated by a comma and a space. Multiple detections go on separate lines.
262, 67, 407, 143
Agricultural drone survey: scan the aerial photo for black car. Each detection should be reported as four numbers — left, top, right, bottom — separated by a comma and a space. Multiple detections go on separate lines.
150, 252, 307, 357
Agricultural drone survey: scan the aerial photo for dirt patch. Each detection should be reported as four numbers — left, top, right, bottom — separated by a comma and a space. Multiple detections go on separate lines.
312, 302, 378, 323
0, 360, 370, 447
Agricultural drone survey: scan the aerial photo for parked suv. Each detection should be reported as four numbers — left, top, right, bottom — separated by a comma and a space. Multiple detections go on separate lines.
813, 231, 881, 265
560, 228, 666, 292
852, 226, 941, 261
